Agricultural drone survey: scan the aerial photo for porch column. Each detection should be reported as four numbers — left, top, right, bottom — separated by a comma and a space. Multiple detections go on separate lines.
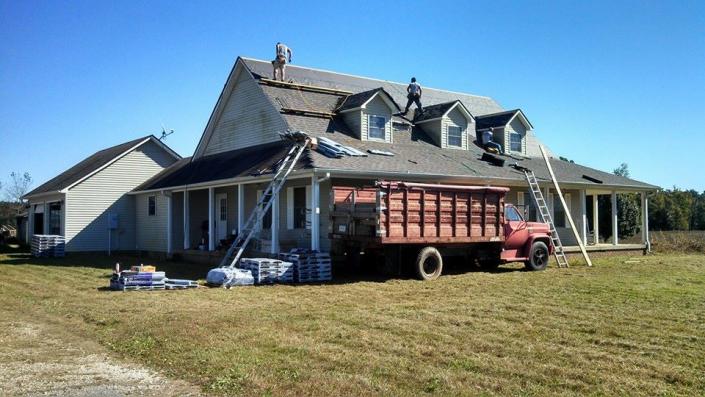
43, 202, 49, 234
237, 184, 244, 233
611, 190, 618, 245
580, 190, 587, 245
208, 187, 215, 251
183, 190, 190, 250
592, 194, 599, 245
166, 193, 172, 255
270, 190, 280, 254
311, 176, 320, 251
642, 192, 650, 251
544, 186, 551, 221
28, 205, 34, 237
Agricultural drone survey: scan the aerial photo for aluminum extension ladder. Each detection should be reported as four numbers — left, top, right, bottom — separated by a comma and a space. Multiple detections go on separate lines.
218, 134, 311, 269
522, 169, 570, 268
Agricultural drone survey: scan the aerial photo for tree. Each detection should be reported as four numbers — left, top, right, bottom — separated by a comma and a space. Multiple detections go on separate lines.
612, 163, 640, 238
4, 172, 32, 203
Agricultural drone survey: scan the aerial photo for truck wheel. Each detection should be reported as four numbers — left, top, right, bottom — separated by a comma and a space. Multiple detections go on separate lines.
415, 247, 443, 280
525, 241, 549, 271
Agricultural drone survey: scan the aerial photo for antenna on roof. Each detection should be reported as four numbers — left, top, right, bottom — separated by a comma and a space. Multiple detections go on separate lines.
158, 123, 174, 141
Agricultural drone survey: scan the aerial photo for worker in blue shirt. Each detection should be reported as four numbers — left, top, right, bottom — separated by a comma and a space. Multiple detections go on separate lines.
403, 77, 423, 115
482, 127, 504, 154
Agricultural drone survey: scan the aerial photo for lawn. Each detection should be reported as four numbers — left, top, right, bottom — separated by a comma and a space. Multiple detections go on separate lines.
1, 252, 704, 396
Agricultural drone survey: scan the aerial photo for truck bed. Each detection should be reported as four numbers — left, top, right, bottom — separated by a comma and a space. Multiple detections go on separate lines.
331, 181, 509, 244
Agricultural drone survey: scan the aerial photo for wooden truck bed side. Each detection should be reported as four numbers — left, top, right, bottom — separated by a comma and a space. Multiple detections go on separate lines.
330, 181, 509, 245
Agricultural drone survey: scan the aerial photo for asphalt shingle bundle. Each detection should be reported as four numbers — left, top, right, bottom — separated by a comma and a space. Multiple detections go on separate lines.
110, 271, 166, 291
31, 235, 65, 257
279, 249, 332, 283
240, 258, 294, 284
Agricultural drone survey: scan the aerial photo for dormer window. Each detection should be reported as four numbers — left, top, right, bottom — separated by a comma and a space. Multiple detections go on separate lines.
510, 131, 522, 152
368, 115, 386, 140
448, 126, 463, 147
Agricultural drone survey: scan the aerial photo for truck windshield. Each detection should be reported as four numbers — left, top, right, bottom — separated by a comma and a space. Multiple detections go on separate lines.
506, 206, 523, 222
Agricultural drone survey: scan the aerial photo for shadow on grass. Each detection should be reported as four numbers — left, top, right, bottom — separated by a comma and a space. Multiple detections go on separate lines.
0, 251, 528, 286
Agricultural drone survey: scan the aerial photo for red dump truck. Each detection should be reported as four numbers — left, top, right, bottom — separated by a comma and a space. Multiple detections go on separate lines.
330, 181, 554, 280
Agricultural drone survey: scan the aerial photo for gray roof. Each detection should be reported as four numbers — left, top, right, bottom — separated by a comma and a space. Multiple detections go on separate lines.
241, 57, 504, 116
25, 136, 152, 197
476, 109, 524, 129
414, 101, 466, 123
337, 88, 400, 112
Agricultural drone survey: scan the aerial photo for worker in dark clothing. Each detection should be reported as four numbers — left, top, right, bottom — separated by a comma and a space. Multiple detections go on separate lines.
272, 42, 293, 81
482, 127, 504, 154
403, 77, 423, 115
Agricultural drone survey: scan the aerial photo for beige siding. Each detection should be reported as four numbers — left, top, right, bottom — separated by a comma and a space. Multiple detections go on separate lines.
444, 107, 469, 150
65, 140, 177, 252
362, 96, 393, 143
419, 119, 443, 147
506, 116, 527, 155
135, 193, 168, 252
492, 127, 506, 151
342, 112, 363, 139
202, 69, 288, 157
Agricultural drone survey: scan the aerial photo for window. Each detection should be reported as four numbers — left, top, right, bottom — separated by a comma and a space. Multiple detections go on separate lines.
148, 196, 156, 216
521, 192, 538, 222
368, 115, 386, 140
552, 193, 571, 228
506, 205, 523, 222
49, 202, 61, 235
447, 126, 463, 147
510, 132, 522, 152
219, 198, 227, 221
293, 187, 307, 229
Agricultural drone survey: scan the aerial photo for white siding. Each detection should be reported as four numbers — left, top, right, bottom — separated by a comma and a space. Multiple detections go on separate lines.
65, 140, 177, 252
362, 96, 393, 143
506, 116, 527, 155
135, 192, 168, 252
419, 119, 443, 147
202, 68, 288, 157
342, 112, 363, 139
443, 107, 469, 150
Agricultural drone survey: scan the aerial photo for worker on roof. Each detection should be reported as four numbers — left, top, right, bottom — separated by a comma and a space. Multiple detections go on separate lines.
272, 42, 293, 82
482, 127, 504, 154
403, 77, 423, 116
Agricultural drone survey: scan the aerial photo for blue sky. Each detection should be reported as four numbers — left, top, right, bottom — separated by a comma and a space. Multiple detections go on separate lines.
1, 0, 704, 192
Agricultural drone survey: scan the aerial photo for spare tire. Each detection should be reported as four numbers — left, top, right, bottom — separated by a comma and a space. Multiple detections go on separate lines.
415, 246, 443, 280
525, 241, 549, 271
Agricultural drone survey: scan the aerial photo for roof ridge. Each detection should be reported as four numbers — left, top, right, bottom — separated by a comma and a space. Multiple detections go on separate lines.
239, 56, 497, 101
475, 109, 520, 118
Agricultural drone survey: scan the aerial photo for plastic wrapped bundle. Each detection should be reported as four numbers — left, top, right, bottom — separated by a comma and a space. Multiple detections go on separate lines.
206, 267, 255, 287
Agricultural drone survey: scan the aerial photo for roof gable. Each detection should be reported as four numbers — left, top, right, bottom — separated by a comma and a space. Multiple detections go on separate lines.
414, 100, 474, 124
337, 88, 400, 113
24, 136, 180, 199
476, 109, 532, 130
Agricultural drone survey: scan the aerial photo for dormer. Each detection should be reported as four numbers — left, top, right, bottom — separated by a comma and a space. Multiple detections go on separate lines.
414, 101, 475, 150
336, 88, 400, 143
475, 109, 533, 155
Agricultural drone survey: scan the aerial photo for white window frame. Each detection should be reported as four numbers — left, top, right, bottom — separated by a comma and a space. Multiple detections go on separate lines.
447, 125, 463, 148
510, 131, 522, 153
367, 114, 386, 141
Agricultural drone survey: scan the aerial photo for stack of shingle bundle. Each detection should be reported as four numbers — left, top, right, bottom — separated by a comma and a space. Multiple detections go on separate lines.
279, 249, 332, 283
239, 258, 294, 284
31, 235, 66, 258
110, 270, 166, 291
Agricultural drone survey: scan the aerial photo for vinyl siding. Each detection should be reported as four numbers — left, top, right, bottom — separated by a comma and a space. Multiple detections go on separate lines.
444, 107, 470, 150
65, 140, 177, 252
202, 68, 288, 156
362, 96, 392, 143
419, 119, 443, 147
135, 193, 168, 252
342, 112, 363, 139
506, 116, 527, 155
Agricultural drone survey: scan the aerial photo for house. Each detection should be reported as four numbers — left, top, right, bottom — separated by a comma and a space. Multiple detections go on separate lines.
22, 136, 180, 252
130, 56, 657, 262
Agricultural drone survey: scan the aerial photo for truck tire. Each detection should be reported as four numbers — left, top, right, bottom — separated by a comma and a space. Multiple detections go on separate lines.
415, 247, 443, 280
525, 241, 549, 271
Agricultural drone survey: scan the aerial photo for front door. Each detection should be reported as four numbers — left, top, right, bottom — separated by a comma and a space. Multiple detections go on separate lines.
215, 193, 228, 241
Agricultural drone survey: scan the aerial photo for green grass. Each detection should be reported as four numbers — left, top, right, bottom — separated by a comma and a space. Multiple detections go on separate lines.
1, 253, 704, 396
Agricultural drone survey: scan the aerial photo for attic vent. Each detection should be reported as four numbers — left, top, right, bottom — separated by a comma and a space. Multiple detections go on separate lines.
582, 175, 603, 184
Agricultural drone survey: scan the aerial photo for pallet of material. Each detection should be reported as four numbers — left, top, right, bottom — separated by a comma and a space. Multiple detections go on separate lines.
31, 235, 66, 257
240, 258, 294, 284
279, 249, 332, 283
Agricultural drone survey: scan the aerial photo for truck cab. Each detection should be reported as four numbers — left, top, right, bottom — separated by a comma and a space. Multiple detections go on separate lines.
501, 204, 553, 271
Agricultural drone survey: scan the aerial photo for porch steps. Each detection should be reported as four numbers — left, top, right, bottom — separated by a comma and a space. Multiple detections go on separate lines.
218, 131, 311, 276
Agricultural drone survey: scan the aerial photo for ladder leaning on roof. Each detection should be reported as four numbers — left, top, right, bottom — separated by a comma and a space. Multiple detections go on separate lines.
519, 166, 570, 268
217, 131, 311, 270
